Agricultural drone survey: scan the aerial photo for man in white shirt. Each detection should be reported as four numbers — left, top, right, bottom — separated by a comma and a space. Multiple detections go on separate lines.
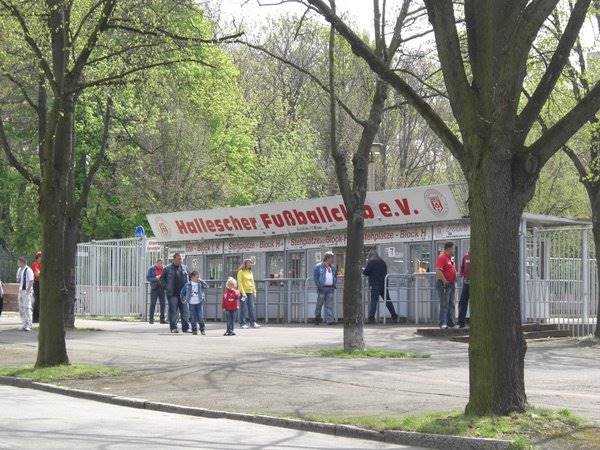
16, 256, 34, 331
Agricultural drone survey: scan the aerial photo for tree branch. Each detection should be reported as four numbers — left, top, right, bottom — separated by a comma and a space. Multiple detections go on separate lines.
69, 0, 118, 82
239, 40, 367, 126
0, 114, 40, 186
305, 0, 463, 158
423, 0, 474, 127
517, 0, 591, 141
528, 79, 600, 167
1, 72, 38, 111
74, 99, 111, 212
0, 0, 57, 92
72, 58, 217, 92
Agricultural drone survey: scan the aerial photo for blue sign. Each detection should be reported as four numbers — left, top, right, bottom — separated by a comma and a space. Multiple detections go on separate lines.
134, 225, 145, 240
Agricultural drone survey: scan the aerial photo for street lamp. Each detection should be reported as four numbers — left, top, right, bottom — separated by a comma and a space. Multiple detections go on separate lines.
368, 142, 383, 191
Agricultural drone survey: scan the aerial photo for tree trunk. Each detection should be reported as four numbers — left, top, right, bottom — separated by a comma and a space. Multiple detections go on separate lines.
585, 185, 600, 339
63, 212, 80, 328
343, 207, 366, 350
36, 98, 73, 367
465, 155, 531, 415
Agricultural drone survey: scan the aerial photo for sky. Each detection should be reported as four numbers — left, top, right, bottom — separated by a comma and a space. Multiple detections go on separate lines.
207, 1, 598, 50
205, 0, 401, 37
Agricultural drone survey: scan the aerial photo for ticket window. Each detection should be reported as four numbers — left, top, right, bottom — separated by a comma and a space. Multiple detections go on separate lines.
266, 252, 285, 278
410, 243, 432, 273
333, 249, 345, 276
287, 251, 306, 278
206, 255, 223, 280
224, 255, 242, 279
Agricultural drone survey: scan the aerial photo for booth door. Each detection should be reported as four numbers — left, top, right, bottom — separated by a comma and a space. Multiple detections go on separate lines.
224, 255, 242, 279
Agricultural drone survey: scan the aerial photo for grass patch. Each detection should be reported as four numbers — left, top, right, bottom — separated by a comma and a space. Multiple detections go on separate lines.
291, 347, 430, 359
65, 327, 103, 332
86, 315, 142, 322
306, 408, 587, 449
0, 364, 124, 382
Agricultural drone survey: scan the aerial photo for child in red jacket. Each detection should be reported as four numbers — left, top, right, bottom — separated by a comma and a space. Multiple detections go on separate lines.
222, 277, 240, 336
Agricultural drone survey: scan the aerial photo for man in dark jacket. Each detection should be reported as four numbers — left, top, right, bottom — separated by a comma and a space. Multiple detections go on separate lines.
146, 259, 167, 324
363, 250, 399, 323
160, 253, 190, 333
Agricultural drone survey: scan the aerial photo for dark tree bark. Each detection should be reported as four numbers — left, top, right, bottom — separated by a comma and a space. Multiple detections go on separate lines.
304, 0, 600, 415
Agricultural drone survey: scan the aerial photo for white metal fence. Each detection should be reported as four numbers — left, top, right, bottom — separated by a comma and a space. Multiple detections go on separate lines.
523, 226, 598, 336
75, 238, 163, 316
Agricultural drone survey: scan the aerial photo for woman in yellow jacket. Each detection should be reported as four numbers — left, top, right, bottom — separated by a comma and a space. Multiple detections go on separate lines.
237, 259, 260, 329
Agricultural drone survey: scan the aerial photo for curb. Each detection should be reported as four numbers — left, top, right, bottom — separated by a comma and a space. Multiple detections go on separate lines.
0, 376, 511, 449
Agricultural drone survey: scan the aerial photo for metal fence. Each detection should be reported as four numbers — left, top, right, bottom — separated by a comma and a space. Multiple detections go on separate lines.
75, 238, 163, 316
523, 226, 598, 336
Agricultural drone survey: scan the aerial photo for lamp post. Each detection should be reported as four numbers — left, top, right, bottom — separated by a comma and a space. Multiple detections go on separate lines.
368, 142, 383, 192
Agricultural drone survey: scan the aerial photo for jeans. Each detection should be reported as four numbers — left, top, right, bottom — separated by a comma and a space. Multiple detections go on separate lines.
149, 286, 166, 322
32, 281, 40, 323
458, 282, 470, 327
315, 286, 335, 324
168, 295, 190, 331
189, 302, 205, 332
226, 310, 236, 334
368, 286, 398, 321
239, 293, 256, 326
18, 290, 33, 329
437, 281, 455, 327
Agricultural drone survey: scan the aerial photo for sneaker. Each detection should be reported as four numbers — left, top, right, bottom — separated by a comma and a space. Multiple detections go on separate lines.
230, 332, 236, 336
453, 325, 460, 329
251, 322, 260, 328
171, 329, 179, 333
440, 325, 448, 330
182, 329, 192, 333
326, 322, 336, 326
201, 330, 206, 336
192, 330, 198, 335
241, 324, 249, 329
160, 320, 167, 324
149, 320, 154, 324
224, 332, 230, 336
24, 327, 32, 332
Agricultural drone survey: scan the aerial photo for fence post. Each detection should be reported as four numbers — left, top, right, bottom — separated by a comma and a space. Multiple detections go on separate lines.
265, 281, 269, 324
287, 279, 292, 323
519, 218, 527, 323
582, 228, 590, 322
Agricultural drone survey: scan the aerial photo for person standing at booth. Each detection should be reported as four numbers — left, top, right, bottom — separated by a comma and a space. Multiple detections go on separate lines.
31, 251, 41, 323
161, 253, 190, 333
147, 258, 167, 324
237, 259, 260, 329
458, 250, 471, 328
363, 250, 399, 324
16, 256, 34, 331
435, 242, 457, 329
313, 251, 337, 325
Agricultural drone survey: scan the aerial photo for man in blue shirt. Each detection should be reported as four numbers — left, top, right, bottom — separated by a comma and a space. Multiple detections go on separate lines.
313, 251, 337, 325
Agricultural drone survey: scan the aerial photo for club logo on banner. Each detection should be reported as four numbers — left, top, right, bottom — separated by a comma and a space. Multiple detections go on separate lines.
147, 184, 461, 242
424, 188, 449, 217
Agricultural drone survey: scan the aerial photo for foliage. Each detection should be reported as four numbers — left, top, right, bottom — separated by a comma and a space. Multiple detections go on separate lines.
0, 364, 123, 382
290, 347, 430, 359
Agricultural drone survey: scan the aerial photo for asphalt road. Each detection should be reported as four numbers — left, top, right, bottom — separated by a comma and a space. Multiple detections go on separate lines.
1, 313, 599, 425
0, 386, 419, 450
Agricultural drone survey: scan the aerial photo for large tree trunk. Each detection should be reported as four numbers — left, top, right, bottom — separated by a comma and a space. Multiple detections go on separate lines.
585, 185, 600, 339
343, 207, 366, 350
465, 154, 532, 415
36, 97, 73, 367
63, 213, 80, 328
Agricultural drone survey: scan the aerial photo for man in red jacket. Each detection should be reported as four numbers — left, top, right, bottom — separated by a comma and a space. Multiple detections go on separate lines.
435, 242, 457, 329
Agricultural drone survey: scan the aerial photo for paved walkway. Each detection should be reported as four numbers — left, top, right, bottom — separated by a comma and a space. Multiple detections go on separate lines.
0, 386, 417, 449
1, 313, 599, 424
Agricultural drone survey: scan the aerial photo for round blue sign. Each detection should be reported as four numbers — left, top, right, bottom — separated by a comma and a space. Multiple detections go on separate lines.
135, 225, 145, 239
